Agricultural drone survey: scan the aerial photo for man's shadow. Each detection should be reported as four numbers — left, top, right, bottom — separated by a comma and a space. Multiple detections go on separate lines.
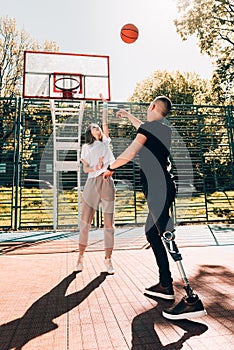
131, 300, 208, 350
132, 262, 234, 349
0, 271, 107, 350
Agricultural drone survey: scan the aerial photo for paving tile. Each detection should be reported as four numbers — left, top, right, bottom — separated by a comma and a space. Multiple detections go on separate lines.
0, 225, 233, 349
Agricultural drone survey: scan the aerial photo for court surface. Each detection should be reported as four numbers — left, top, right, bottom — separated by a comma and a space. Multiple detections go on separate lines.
0, 224, 233, 349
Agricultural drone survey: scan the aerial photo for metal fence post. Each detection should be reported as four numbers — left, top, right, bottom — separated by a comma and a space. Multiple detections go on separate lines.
197, 106, 209, 221
12, 97, 22, 230
227, 106, 234, 187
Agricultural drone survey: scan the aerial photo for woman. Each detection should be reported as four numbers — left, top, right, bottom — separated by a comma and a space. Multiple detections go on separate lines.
77, 97, 115, 274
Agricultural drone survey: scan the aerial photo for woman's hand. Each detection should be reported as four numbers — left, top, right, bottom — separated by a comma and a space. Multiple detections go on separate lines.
99, 93, 107, 103
81, 158, 94, 173
95, 156, 104, 171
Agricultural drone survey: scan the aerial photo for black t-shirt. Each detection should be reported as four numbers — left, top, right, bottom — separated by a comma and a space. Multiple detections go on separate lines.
137, 120, 172, 190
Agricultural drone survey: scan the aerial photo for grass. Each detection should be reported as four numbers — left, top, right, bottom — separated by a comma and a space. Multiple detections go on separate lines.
0, 187, 233, 228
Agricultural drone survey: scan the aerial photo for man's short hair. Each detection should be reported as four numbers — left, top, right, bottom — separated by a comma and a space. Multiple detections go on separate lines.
154, 96, 172, 116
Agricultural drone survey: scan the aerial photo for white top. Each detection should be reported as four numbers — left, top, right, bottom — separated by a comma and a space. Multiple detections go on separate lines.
81, 134, 115, 178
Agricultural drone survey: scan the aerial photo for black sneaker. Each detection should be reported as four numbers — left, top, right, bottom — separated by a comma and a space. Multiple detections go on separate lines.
144, 283, 175, 300
162, 295, 207, 320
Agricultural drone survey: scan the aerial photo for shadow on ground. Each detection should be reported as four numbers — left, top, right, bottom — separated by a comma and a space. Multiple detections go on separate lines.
0, 231, 78, 255
131, 264, 234, 349
132, 306, 208, 350
0, 271, 107, 350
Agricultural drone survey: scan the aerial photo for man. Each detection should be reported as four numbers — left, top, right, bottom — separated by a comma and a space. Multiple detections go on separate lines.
103, 96, 207, 320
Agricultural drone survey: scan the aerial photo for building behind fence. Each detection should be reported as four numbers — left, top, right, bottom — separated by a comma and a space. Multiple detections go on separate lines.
0, 97, 233, 230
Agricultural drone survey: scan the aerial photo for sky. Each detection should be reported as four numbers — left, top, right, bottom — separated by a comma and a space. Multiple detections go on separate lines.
1, 0, 213, 101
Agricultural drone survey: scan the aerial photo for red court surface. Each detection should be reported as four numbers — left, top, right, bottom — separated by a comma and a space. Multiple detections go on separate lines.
0, 224, 233, 349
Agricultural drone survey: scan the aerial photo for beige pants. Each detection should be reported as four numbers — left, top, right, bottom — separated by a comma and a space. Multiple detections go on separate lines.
79, 175, 115, 249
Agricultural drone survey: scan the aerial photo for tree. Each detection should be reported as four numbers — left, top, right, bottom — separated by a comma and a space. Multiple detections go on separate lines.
129, 70, 215, 104
128, 70, 232, 193
0, 16, 59, 98
0, 16, 59, 184
174, 0, 234, 103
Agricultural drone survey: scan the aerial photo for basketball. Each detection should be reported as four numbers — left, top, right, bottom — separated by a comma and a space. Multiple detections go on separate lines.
120, 23, 139, 44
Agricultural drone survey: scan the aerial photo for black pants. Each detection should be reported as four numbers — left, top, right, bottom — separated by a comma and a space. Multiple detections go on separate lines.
143, 175, 176, 287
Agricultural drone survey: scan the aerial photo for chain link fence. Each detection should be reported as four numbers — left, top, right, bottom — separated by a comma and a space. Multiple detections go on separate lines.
0, 97, 233, 230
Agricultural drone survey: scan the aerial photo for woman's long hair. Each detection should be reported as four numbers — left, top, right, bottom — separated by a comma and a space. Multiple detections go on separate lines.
85, 124, 102, 144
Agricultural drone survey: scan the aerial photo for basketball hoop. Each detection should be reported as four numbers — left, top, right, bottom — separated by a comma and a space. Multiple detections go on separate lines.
54, 76, 81, 99
23, 51, 111, 100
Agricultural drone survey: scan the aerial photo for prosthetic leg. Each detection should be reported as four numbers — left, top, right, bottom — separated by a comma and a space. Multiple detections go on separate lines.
161, 230, 207, 320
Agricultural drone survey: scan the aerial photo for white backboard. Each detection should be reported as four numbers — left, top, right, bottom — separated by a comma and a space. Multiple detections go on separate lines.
23, 51, 111, 100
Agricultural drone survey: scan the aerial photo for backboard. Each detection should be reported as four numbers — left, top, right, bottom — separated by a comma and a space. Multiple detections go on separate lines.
23, 51, 111, 100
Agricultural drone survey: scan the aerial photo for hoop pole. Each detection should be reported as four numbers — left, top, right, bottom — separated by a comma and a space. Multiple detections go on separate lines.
77, 100, 86, 230
49, 100, 58, 232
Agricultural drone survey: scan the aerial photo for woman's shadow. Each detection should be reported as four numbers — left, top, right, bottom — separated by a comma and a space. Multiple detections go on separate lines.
131, 299, 208, 350
0, 271, 107, 350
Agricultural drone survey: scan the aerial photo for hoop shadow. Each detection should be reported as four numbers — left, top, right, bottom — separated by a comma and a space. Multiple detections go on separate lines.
0, 271, 107, 350
131, 301, 208, 349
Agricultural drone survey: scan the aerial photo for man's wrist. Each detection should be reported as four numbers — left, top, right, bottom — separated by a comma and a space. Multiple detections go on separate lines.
107, 165, 115, 172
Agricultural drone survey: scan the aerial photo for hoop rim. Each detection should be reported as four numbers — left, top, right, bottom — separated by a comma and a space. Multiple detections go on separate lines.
54, 77, 80, 92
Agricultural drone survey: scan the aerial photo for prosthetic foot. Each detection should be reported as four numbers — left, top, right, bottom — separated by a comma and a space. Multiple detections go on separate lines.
162, 231, 207, 320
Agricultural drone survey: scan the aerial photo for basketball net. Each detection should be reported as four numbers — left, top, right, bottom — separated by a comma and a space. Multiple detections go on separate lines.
62, 90, 75, 99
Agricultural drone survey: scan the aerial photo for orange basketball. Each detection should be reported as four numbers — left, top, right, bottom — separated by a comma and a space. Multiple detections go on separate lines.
120, 23, 139, 44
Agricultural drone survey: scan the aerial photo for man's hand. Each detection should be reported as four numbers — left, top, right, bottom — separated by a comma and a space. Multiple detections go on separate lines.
116, 109, 142, 129
103, 169, 114, 183
116, 109, 130, 119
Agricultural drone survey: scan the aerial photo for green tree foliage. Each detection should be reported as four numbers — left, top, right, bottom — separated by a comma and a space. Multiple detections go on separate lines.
174, 0, 234, 103
128, 70, 232, 193
0, 16, 59, 183
129, 70, 215, 104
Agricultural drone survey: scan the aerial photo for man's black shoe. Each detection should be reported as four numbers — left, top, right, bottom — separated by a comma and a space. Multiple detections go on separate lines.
144, 283, 175, 300
162, 295, 207, 320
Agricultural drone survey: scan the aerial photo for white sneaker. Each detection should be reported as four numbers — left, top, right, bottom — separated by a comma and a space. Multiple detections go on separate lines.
104, 258, 115, 274
76, 255, 84, 271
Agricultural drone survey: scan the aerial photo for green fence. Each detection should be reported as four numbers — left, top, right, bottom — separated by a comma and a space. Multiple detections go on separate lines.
0, 97, 233, 230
